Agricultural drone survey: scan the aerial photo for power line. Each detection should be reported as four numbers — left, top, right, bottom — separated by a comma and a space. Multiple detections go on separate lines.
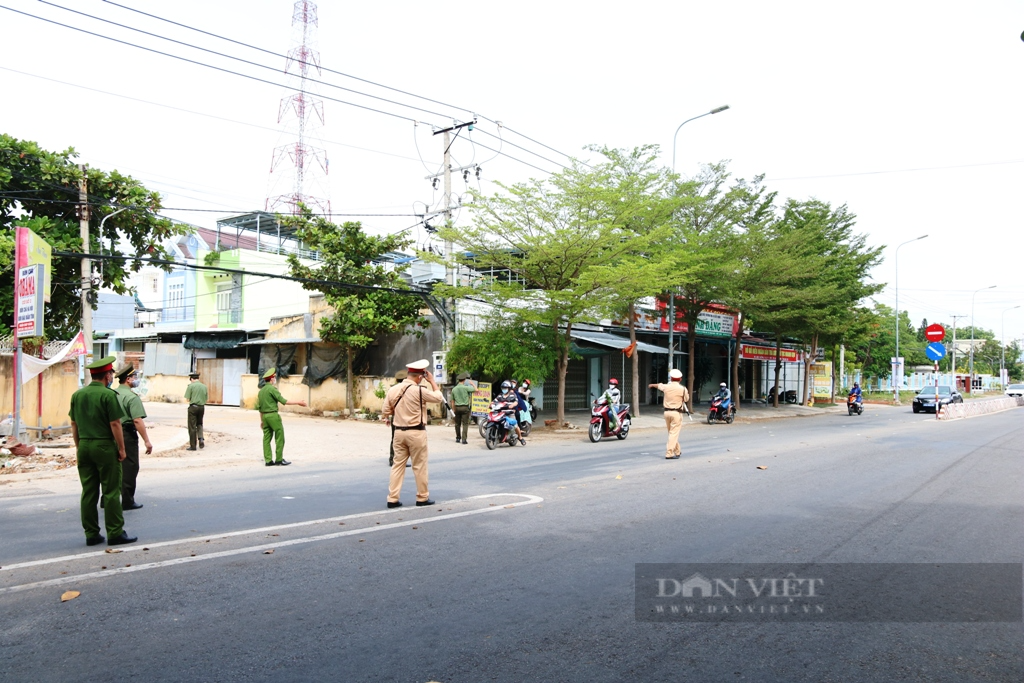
39, 0, 460, 123
53, 251, 431, 299
17, 3, 582, 172
101, 0, 477, 119
0, 5, 429, 125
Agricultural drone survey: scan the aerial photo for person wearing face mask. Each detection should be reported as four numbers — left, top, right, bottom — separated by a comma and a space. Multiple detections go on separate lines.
114, 363, 152, 510
69, 355, 136, 547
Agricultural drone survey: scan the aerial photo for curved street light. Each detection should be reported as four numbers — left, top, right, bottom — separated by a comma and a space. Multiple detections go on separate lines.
668, 105, 730, 371
969, 285, 997, 392
893, 234, 927, 403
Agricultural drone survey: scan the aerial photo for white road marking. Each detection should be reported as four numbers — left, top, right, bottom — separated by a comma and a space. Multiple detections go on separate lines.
0, 493, 543, 595
2, 493, 533, 573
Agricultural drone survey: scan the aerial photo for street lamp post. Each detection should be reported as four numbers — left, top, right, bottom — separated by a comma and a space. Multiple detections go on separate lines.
893, 235, 927, 403
668, 104, 730, 370
969, 285, 997, 393
1000, 305, 1020, 388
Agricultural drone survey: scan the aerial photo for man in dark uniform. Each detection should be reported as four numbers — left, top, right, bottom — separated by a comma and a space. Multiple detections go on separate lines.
184, 372, 207, 450
114, 363, 152, 510
69, 355, 137, 546
257, 367, 306, 466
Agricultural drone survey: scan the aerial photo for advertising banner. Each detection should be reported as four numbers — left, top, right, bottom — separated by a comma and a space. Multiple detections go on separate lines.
19, 331, 88, 385
811, 361, 832, 398
739, 344, 802, 363
15, 226, 52, 302
471, 381, 492, 416
16, 264, 45, 338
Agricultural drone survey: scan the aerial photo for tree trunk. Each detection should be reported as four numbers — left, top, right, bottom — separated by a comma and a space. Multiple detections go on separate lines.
830, 343, 838, 404
686, 324, 698, 412
556, 320, 570, 424
802, 332, 818, 406
731, 312, 742, 406
628, 301, 640, 418
773, 337, 782, 408
346, 344, 354, 416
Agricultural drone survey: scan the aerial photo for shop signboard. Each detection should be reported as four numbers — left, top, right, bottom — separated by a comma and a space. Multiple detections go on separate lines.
739, 344, 802, 363
471, 381, 492, 416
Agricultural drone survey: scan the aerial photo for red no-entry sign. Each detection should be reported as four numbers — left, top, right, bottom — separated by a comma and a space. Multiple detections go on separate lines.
925, 323, 945, 342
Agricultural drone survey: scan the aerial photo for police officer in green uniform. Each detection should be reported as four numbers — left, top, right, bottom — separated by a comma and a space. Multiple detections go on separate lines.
69, 355, 137, 546
114, 363, 152, 510
257, 367, 306, 466
184, 372, 208, 450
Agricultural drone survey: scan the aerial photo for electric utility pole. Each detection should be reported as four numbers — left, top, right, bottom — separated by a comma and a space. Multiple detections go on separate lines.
427, 119, 476, 340
78, 165, 92, 369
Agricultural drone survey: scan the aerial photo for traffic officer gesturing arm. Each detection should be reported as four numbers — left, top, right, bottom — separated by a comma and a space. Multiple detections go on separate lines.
649, 368, 690, 460
69, 355, 137, 546
381, 359, 443, 509
257, 367, 306, 467
114, 363, 152, 510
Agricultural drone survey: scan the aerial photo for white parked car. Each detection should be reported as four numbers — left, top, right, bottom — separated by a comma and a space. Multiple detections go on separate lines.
1005, 383, 1024, 398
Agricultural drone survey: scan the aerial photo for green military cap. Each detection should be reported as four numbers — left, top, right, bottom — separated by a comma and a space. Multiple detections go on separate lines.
189, 372, 200, 379
457, 371, 471, 381
394, 369, 408, 380
86, 355, 117, 372
262, 367, 277, 379
115, 362, 136, 382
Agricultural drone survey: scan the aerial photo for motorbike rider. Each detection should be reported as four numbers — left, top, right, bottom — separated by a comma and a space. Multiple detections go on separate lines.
599, 379, 622, 431
517, 379, 533, 424
714, 382, 732, 417
848, 382, 862, 403
493, 381, 526, 445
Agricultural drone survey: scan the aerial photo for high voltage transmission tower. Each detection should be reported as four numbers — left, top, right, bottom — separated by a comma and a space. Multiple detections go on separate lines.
266, 0, 331, 216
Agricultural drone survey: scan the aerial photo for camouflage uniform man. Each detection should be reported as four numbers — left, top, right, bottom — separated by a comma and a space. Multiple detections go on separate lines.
257, 367, 307, 466
69, 355, 137, 546
114, 363, 152, 510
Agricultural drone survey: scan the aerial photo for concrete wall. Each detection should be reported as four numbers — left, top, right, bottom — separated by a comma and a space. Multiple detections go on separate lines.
138, 373, 190, 403
237, 374, 440, 417
0, 356, 81, 432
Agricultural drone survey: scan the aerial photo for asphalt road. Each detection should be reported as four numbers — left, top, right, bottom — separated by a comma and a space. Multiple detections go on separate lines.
1, 405, 1021, 682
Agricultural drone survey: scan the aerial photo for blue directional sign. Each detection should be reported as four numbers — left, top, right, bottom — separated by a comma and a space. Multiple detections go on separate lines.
925, 342, 946, 361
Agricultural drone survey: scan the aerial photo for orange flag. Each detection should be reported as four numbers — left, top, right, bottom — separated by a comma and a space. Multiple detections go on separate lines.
622, 341, 637, 358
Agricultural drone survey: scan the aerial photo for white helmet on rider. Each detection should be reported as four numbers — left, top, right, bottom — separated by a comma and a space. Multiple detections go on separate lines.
501, 381, 512, 390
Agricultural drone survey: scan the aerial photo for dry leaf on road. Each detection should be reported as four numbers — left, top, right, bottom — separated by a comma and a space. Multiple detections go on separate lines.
60, 590, 80, 602
756, 466, 768, 470
263, 549, 275, 555
104, 548, 122, 554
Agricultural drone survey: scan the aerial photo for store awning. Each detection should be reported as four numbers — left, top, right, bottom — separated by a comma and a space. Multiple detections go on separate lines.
183, 332, 248, 349
570, 331, 668, 355
239, 337, 322, 345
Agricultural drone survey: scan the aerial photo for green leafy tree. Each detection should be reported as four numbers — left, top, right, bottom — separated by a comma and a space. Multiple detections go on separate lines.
1, 134, 184, 338
284, 210, 428, 412
446, 316, 561, 387
579, 145, 685, 416
437, 153, 665, 423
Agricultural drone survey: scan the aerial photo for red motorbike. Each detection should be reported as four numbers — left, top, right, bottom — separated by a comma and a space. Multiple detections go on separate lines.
707, 395, 734, 424
589, 398, 631, 442
484, 408, 527, 450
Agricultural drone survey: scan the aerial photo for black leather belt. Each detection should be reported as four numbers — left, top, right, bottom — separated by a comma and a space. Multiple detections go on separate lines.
122, 422, 137, 433
394, 425, 426, 431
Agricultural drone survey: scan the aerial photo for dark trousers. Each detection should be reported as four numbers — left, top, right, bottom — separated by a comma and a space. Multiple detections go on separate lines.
454, 406, 471, 441
121, 423, 140, 505
187, 404, 205, 448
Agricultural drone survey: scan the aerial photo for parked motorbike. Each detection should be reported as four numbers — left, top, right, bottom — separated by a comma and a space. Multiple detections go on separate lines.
484, 409, 526, 450
768, 386, 799, 404
589, 398, 631, 442
707, 395, 735, 424
847, 394, 863, 416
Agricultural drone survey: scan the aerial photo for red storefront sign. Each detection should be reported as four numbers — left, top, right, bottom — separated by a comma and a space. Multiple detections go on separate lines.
739, 344, 802, 363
